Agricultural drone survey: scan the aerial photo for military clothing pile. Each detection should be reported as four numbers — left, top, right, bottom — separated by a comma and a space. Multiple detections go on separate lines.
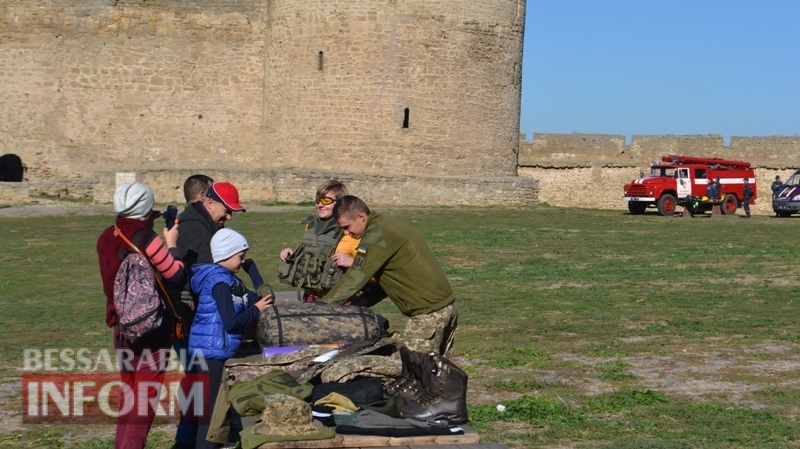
207, 337, 469, 448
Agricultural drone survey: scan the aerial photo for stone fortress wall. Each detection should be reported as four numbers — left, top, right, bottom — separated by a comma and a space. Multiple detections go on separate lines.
519, 133, 800, 214
2, 1, 797, 215
0, 0, 532, 207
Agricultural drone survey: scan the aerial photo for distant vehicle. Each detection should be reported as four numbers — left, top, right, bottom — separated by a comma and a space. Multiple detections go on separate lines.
772, 169, 800, 217
622, 155, 757, 216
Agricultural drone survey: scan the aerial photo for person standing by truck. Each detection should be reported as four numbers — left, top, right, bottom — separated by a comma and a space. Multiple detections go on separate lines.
713, 177, 723, 199
742, 178, 753, 218
705, 179, 718, 201
772, 175, 783, 196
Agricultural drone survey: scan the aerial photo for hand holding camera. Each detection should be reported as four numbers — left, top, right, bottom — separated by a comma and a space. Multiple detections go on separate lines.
164, 205, 178, 230
161, 205, 180, 248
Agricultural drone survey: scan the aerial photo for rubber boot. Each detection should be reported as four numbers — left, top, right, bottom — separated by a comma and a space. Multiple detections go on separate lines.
394, 347, 469, 425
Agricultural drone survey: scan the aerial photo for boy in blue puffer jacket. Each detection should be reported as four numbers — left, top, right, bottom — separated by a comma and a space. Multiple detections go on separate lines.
189, 228, 273, 449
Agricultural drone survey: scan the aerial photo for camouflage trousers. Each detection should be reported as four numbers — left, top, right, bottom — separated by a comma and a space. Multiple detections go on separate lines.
402, 302, 458, 358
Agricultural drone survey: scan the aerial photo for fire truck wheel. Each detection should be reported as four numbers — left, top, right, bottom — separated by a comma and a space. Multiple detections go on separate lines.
721, 194, 738, 215
657, 194, 677, 216
628, 202, 647, 215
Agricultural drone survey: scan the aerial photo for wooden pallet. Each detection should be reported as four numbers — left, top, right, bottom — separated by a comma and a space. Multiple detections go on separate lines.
256, 425, 484, 448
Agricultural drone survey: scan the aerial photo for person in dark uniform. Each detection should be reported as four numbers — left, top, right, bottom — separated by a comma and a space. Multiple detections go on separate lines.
705, 179, 718, 201
772, 175, 783, 196
742, 178, 753, 218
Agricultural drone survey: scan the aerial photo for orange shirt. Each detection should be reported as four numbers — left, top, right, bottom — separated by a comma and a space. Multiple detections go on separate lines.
336, 234, 360, 258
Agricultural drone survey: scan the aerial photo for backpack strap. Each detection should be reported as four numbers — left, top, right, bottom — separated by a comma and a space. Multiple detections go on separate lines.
272, 304, 285, 347
114, 226, 181, 322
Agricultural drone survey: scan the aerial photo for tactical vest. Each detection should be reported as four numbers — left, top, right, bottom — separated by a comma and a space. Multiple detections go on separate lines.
278, 216, 345, 291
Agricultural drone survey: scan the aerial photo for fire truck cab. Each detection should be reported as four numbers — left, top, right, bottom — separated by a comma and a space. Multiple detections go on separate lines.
622, 155, 756, 216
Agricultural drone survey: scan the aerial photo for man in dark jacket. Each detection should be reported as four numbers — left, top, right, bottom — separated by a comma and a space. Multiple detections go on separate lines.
172, 180, 245, 449
322, 196, 457, 357
772, 175, 783, 195
177, 181, 246, 270
705, 179, 718, 201
742, 178, 753, 218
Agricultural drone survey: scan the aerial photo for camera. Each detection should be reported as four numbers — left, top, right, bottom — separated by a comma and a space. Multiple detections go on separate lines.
164, 205, 178, 230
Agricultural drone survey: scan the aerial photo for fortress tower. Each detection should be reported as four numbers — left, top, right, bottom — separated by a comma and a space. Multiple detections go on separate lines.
1, 0, 526, 182
263, 0, 526, 177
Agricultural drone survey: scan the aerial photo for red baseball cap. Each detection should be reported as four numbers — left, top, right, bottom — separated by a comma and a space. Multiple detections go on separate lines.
206, 182, 246, 212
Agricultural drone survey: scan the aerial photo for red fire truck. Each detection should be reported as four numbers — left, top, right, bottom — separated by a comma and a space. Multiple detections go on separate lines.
622, 155, 757, 216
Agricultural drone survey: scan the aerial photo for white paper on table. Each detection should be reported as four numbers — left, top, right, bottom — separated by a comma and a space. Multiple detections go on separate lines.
312, 349, 340, 362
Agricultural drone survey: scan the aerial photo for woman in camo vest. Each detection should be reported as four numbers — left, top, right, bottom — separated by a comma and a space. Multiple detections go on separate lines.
278, 180, 360, 302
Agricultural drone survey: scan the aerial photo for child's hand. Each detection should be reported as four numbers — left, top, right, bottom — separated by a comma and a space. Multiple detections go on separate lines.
254, 294, 274, 311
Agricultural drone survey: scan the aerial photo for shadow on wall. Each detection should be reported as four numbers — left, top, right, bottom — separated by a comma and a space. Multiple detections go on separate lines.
0, 154, 25, 182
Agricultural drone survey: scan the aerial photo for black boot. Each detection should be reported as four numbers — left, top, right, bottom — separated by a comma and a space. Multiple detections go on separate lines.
387, 346, 469, 425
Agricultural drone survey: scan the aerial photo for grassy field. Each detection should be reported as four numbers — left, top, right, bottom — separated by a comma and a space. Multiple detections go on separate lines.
2, 204, 800, 448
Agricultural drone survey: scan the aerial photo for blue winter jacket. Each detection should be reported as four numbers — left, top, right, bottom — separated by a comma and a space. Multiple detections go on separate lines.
189, 264, 249, 360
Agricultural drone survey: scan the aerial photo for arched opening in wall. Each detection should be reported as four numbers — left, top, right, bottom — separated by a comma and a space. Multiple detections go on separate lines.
403, 108, 410, 129
0, 154, 25, 182
317, 51, 324, 71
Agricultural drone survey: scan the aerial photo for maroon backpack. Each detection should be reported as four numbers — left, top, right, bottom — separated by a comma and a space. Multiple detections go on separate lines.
113, 252, 164, 343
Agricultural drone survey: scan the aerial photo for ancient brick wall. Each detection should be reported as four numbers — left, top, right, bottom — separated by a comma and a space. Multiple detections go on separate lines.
1, 0, 270, 179
263, 0, 525, 177
90, 169, 538, 208
0, 0, 525, 194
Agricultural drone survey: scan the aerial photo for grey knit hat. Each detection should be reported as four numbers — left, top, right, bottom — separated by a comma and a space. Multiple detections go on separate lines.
113, 181, 155, 219
211, 228, 249, 263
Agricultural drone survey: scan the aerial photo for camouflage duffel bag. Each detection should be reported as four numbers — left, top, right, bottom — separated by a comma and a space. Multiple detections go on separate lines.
257, 302, 388, 348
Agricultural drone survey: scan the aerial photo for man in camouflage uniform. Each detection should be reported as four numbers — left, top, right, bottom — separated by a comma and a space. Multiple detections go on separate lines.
322, 196, 457, 357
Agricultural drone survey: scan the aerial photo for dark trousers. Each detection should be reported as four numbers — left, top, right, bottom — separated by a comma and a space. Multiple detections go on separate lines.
173, 337, 199, 446
196, 358, 224, 449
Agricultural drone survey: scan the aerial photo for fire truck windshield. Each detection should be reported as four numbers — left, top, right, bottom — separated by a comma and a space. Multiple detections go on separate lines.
649, 167, 675, 178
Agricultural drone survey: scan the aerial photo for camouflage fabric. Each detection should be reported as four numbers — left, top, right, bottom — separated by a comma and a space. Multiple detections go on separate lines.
295, 336, 399, 384
225, 347, 332, 382
256, 302, 386, 347
254, 394, 326, 436
402, 302, 458, 357
319, 353, 402, 383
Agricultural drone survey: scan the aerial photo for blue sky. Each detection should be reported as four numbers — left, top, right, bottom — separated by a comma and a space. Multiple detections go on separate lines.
520, 0, 800, 141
